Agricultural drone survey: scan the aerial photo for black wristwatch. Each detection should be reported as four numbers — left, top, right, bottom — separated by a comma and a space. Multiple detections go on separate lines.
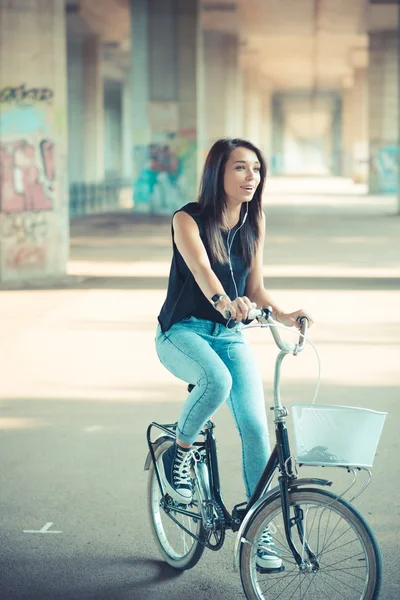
211, 293, 227, 308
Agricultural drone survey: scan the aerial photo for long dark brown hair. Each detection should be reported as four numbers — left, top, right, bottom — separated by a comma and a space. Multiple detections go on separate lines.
197, 138, 266, 267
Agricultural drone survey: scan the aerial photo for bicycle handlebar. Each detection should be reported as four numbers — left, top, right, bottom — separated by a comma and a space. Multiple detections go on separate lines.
225, 306, 308, 355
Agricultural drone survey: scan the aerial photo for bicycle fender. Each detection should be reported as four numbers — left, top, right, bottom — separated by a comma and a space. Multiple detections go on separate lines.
233, 477, 332, 572
143, 434, 174, 471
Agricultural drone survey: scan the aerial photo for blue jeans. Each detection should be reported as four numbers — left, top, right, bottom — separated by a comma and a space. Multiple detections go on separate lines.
155, 317, 271, 500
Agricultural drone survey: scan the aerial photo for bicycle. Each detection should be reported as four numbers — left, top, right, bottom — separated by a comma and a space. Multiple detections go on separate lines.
144, 307, 383, 600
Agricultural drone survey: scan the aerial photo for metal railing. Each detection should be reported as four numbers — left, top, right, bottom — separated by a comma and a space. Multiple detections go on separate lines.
69, 178, 133, 217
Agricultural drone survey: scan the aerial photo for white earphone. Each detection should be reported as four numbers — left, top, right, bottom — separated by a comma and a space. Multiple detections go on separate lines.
227, 203, 249, 299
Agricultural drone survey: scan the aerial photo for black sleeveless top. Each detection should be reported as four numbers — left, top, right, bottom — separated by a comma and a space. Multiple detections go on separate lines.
158, 202, 250, 332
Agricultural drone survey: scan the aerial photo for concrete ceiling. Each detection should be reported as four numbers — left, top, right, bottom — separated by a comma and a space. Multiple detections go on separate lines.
67, 0, 130, 42
203, 0, 369, 91
68, 0, 394, 96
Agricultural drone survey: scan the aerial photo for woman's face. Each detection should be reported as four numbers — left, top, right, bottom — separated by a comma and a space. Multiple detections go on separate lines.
223, 146, 261, 209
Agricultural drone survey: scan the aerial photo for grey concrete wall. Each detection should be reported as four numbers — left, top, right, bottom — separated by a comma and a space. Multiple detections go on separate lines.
0, 0, 69, 282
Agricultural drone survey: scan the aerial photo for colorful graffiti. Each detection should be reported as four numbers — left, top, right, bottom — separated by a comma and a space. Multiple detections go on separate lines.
133, 131, 197, 214
0, 106, 52, 136
0, 138, 55, 212
372, 145, 399, 194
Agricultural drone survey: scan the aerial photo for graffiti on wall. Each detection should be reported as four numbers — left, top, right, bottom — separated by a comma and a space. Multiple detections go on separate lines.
0, 84, 54, 105
371, 145, 400, 194
2, 212, 47, 269
133, 130, 197, 214
0, 138, 55, 212
0, 87, 57, 273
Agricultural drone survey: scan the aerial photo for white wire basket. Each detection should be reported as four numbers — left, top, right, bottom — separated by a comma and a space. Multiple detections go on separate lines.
291, 404, 387, 468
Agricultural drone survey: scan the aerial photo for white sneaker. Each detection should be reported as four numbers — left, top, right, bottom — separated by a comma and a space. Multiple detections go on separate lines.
256, 526, 284, 572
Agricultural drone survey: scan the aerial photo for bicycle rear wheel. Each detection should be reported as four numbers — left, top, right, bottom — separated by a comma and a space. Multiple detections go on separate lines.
147, 438, 205, 570
240, 488, 382, 600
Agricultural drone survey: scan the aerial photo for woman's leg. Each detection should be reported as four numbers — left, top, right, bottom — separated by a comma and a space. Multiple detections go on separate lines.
155, 321, 233, 445
215, 329, 271, 500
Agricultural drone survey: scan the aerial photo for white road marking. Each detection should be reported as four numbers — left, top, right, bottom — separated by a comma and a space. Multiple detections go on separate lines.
23, 522, 62, 534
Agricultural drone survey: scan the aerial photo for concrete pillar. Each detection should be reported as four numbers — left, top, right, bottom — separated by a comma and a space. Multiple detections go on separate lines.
83, 36, 104, 182
368, 31, 399, 194
331, 100, 342, 177
0, 0, 69, 283
271, 95, 285, 175
67, 37, 85, 183
352, 69, 368, 184
131, 0, 200, 214
104, 81, 122, 178
242, 69, 272, 160
341, 85, 355, 178
176, 0, 199, 203
243, 69, 262, 147
121, 73, 133, 180
202, 30, 241, 149
259, 87, 273, 159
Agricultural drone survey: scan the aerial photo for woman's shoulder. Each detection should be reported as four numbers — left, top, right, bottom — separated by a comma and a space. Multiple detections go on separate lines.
175, 202, 201, 218
172, 202, 205, 237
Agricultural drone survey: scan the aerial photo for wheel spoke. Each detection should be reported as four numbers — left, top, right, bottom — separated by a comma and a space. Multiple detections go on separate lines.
321, 566, 366, 582
148, 443, 204, 569
321, 550, 365, 568
241, 490, 380, 600
320, 536, 362, 558
319, 568, 364, 595
315, 570, 349, 599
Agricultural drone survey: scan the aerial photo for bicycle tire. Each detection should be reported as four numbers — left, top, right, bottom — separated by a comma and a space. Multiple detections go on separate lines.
239, 487, 382, 600
147, 438, 205, 570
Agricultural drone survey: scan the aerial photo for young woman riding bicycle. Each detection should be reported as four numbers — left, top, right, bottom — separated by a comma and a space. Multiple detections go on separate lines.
155, 137, 313, 571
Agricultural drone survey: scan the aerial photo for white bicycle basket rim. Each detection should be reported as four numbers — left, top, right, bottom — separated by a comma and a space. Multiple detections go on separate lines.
291, 404, 387, 468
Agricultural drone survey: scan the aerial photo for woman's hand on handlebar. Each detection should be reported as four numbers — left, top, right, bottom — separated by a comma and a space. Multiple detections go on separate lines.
276, 309, 314, 329
216, 296, 256, 322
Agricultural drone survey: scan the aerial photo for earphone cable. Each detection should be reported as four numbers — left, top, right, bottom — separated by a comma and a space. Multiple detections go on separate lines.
227, 204, 248, 300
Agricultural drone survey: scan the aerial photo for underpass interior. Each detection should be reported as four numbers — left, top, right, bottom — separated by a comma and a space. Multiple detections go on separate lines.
0, 1, 399, 599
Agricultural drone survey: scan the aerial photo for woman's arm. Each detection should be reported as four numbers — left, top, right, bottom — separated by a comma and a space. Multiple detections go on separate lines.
245, 212, 314, 328
173, 211, 252, 321
173, 211, 226, 299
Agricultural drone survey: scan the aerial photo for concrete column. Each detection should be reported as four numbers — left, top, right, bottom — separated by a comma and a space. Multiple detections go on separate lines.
67, 37, 85, 183
104, 81, 122, 178
202, 30, 241, 149
242, 69, 262, 147
331, 100, 342, 177
259, 87, 273, 158
176, 0, 199, 202
0, 0, 69, 283
242, 69, 272, 159
352, 69, 368, 184
83, 36, 104, 182
341, 85, 355, 178
271, 95, 284, 175
368, 31, 399, 194
130, 0, 151, 212
121, 72, 133, 180
131, 0, 200, 214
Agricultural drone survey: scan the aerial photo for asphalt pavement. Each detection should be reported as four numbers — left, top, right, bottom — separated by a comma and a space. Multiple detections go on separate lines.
1, 179, 399, 600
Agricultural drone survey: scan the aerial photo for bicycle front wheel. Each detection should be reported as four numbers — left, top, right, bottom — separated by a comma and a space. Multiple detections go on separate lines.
240, 488, 382, 600
147, 438, 205, 570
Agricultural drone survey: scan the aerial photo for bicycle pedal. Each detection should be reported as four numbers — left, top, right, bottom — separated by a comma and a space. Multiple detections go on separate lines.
256, 564, 285, 574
